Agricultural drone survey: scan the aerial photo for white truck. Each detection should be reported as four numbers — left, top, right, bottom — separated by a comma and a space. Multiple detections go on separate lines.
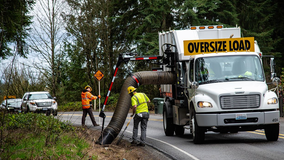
159, 25, 280, 144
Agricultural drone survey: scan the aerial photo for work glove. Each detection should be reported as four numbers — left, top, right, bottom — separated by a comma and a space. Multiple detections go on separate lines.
98, 95, 101, 98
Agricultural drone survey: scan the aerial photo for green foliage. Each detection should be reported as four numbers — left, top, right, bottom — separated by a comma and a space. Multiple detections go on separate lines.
58, 101, 82, 111
0, 112, 90, 159
2, 112, 74, 132
57, 93, 120, 112
0, 0, 35, 58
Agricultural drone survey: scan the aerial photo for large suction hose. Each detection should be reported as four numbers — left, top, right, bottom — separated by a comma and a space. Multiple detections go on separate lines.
97, 71, 176, 144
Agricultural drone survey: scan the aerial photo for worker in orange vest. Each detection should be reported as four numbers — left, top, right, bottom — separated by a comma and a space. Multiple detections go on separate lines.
81, 85, 101, 127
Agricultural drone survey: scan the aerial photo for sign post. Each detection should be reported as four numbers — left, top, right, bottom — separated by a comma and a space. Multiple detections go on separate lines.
94, 70, 104, 124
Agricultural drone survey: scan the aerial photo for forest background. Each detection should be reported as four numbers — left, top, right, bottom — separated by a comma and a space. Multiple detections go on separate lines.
1, 0, 284, 109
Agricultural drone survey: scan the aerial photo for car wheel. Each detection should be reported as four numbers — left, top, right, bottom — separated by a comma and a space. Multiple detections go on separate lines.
21, 106, 24, 113
25, 106, 30, 113
46, 109, 51, 116
53, 110, 58, 116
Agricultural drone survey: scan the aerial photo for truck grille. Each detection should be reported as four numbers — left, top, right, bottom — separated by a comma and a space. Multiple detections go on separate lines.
220, 94, 260, 109
36, 102, 52, 107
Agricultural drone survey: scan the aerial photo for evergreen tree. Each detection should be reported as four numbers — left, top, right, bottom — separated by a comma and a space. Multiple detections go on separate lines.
271, 0, 284, 75
237, 0, 276, 54
0, 0, 35, 58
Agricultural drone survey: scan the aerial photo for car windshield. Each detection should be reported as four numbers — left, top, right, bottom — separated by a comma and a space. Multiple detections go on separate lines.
195, 55, 264, 84
28, 93, 53, 100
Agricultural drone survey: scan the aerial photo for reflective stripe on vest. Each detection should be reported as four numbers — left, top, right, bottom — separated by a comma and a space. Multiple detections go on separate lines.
133, 93, 147, 106
82, 92, 96, 109
83, 92, 90, 108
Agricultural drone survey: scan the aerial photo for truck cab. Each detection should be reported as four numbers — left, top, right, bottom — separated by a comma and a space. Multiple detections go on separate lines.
160, 25, 280, 144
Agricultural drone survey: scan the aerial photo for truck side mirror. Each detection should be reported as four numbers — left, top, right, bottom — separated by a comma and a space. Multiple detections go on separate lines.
191, 81, 199, 89
272, 77, 280, 86
270, 58, 276, 79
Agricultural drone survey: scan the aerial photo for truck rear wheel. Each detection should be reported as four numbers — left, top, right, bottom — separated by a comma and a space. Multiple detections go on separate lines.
163, 102, 174, 136
265, 123, 279, 141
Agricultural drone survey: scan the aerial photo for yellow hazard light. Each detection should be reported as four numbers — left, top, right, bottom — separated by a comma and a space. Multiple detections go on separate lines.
217, 25, 223, 29
208, 26, 214, 29
191, 26, 197, 30
199, 26, 205, 29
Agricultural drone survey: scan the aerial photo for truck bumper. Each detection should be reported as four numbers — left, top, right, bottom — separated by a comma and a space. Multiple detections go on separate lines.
196, 111, 279, 127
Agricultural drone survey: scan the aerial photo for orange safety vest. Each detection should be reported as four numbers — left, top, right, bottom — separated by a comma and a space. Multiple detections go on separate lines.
81, 91, 97, 109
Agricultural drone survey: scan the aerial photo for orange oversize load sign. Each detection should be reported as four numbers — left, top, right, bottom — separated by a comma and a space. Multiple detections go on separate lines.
184, 37, 255, 56
94, 70, 104, 81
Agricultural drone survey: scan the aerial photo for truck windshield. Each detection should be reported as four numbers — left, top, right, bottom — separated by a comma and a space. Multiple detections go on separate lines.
195, 55, 264, 84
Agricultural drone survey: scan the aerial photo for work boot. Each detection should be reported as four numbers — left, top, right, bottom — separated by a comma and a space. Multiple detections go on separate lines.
137, 142, 145, 147
130, 140, 138, 145
94, 123, 100, 127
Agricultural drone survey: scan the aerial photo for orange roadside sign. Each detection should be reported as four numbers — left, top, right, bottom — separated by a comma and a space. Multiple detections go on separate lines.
94, 70, 104, 81
4, 95, 16, 100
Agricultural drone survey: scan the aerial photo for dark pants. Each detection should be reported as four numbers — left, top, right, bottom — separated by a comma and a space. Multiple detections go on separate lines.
82, 107, 97, 126
132, 112, 149, 144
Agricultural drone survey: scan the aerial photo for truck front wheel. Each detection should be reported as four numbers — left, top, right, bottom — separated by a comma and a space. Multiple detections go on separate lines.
163, 102, 174, 136
265, 123, 279, 141
191, 110, 205, 144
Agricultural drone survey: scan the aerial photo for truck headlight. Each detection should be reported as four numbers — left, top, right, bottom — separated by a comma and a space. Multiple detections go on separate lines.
267, 98, 278, 104
198, 101, 213, 108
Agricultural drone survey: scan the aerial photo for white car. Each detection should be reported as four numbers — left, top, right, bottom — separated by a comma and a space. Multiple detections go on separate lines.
1, 98, 22, 112
21, 91, 58, 116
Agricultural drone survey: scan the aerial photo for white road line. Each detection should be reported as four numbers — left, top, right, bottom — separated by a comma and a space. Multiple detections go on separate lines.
125, 131, 200, 160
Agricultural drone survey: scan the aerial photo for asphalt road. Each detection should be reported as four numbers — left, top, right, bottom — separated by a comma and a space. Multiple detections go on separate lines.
58, 111, 284, 160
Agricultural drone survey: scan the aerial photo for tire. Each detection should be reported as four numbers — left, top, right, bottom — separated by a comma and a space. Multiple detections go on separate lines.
190, 109, 205, 144
265, 124, 279, 141
46, 109, 51, 116
25, 106, 30, 113
53, 110, 58, 116
21, 106, 24, 113
175, 125, 185, 136
230, 130, 238, 133
163, 102, 174, 136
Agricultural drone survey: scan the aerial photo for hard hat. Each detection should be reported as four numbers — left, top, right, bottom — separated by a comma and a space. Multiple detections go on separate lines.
127, 86, 136, 94
85, 85, 92, 91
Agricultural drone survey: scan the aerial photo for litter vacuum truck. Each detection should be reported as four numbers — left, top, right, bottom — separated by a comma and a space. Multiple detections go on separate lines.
97, 25, 280, 145
160, 25, 280, 144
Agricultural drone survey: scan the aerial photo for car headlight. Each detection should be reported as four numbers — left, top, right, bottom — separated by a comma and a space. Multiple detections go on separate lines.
30, 102, 36, 105
197, 101, 213, 108
267, 98, 278, 104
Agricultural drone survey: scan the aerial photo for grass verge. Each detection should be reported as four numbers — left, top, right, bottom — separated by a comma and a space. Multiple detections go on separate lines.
0, 111, 92, 159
